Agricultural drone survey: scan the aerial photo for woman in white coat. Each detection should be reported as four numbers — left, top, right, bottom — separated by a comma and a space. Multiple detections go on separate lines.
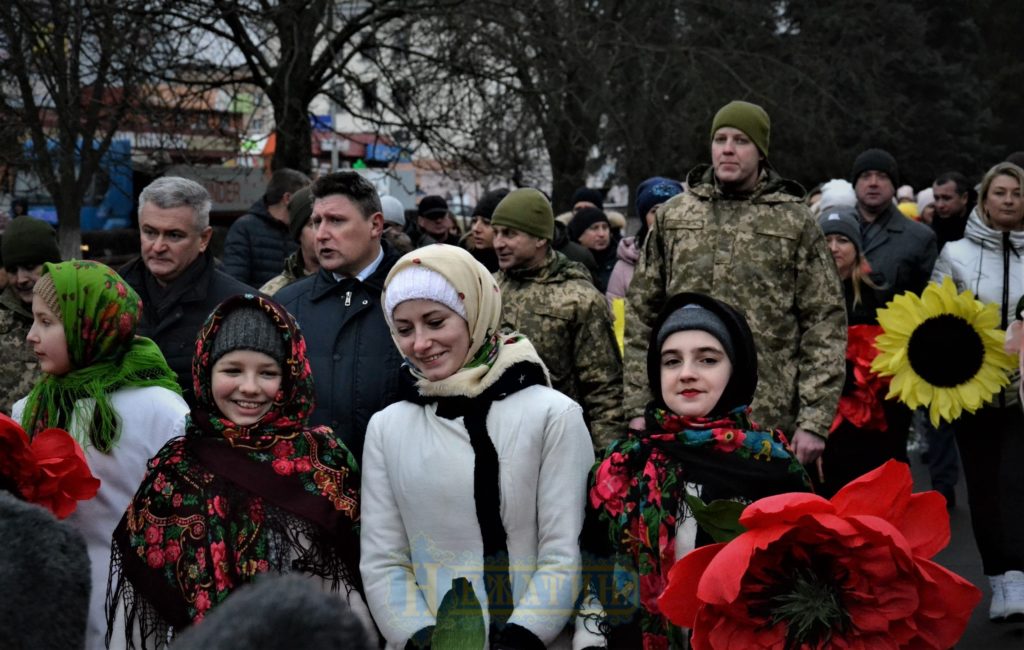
930, 161, 1024, 622
361, 244, 599, 649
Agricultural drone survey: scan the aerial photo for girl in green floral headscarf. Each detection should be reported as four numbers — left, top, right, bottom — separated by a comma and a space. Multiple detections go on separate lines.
13, 259, 190, 650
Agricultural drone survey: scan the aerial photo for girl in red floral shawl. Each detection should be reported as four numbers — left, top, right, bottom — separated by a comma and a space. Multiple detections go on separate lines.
106, 294, 364, 649
585, 292, 809, 649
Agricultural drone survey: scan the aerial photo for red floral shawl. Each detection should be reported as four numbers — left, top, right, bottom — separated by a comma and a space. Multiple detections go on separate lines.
108, 294, 360, 648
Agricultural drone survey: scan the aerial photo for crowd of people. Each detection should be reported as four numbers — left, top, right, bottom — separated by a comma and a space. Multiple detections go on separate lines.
1, 98, 1023, 649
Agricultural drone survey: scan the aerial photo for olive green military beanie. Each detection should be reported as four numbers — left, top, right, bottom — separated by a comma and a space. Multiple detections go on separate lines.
710, 100, 771, 157
287, 186, 314, 241
490, 188, 554, 241
2, 216, 61, 269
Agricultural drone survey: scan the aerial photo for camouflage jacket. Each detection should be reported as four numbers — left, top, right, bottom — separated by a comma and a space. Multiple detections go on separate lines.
497, 250, 623, 449
259, 250, 311, 296
625, 165, 846, 437
0, 286, 41, 416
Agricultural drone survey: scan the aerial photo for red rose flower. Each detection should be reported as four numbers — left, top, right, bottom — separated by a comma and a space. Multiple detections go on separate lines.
144, 525, 163, 545
165, 539, 182, 563
590, 452, 630, 516
146, 545, 165, 568
294, 458, 312, 473
211, 541, 233, 592
658, 460, 981, 649
272, 458, 294, 476
212, 495, 229, 518
194, 589, 212, 615
22, 427, 100, 519
172, 493, 183, 507
272, 440, 295, 458
0, 414, 37, 489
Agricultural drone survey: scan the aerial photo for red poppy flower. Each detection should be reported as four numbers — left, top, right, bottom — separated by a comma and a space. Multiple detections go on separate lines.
658, 460, 980, 649
0, 414, 99, 519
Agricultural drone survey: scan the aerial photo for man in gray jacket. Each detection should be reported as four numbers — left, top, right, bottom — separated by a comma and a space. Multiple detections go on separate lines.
851, 148, 937, 304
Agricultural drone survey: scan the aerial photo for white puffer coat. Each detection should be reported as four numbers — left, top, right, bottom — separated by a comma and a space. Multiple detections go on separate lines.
931, 207, 1024, 325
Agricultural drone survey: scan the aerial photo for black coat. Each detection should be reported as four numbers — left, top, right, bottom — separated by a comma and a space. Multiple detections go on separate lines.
274, 243, 405, 463
121, 253, 255, 406
222, 200, 298, 287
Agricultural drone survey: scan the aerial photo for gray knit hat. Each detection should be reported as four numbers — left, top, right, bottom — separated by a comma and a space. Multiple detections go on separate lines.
656, 304, 735, 362
818, 207, 863, 253
211, 306, 286, 366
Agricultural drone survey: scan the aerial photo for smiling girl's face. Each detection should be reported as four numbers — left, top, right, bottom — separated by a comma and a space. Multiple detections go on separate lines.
660, 329, 732, 418
392, 299, 471, 381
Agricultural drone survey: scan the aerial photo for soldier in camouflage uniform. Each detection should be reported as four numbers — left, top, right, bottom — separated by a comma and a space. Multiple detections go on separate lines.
625, 101, 846, 465
492, 188, 623, 449
0, 216, 62, 414
260, 186, 318, 296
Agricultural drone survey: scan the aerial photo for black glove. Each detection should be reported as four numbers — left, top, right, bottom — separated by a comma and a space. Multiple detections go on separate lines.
405, 625, 434, 650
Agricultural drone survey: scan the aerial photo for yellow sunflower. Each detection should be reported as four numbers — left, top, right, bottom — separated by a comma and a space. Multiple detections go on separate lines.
871, 276, 1016, 426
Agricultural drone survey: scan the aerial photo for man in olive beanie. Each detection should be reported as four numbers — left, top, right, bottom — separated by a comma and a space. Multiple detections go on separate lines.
492, 187, 623, 449
260, 185, 319, 296
0, 216, 61, 413
710, 100, 771, 159
625, 99, 847, 470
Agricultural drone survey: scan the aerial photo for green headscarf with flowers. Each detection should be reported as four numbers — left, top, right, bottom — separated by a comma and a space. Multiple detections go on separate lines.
20, 260, 181, 452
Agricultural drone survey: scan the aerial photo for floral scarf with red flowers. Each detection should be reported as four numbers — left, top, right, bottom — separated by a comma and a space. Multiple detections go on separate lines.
587, 406, 809, 649
20, 260, 181, 452
108, 294, 360, 648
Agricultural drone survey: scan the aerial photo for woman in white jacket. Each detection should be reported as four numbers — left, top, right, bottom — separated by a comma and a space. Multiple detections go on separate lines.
361, 244, 599, 649
930, 161, 1024, 623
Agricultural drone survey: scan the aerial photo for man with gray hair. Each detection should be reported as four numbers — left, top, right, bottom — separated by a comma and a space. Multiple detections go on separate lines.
121, 176, 253, 405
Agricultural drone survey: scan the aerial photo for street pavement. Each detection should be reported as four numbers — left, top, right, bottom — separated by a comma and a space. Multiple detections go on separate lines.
909, 451, 1024, 648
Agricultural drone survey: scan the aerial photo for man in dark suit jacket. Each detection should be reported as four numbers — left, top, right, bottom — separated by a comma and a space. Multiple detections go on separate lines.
275, 172, 404, 463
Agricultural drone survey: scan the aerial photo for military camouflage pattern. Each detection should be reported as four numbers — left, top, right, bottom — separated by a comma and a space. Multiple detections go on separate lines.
0, 286, 42, 416
497, 250, 624, 448
625, 165, 846, 438
259, 250, 310, 296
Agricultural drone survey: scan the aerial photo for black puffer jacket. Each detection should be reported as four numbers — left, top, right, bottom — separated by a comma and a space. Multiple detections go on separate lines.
221, 200, 298, 286
121, 253, 255, 406
274, 242, 404, 463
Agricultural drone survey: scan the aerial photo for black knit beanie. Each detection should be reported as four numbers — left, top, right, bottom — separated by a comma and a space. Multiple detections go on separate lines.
851, 148, 899, 185
211, 306, 286, 367
287, 186, 315, 241
2, 217, 60, 268
571, 187, 604, 210
473, 188, 511, 221
567, 207, 609, 242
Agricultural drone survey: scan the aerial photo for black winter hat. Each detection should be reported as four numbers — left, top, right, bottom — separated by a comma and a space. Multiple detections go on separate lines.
417, 195, 449, 219
1, 217, 60, 269
646, 292, 758, 419
567, 207, 609, 242
851, 148, 899, 185
571, 187, 604, 210
210, 306, 286, 367
472, 188, 511, 221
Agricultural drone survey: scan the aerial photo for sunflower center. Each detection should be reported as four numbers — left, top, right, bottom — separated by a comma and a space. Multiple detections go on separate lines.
907, 314, 985, 387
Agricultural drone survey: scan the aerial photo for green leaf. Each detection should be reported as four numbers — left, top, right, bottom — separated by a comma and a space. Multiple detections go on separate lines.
683, 493, 747, 543
432, 577, 486, 650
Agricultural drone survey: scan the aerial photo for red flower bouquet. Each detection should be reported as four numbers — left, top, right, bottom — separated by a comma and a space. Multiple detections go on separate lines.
658, 460, 980, 649
0, 413, 99, 519
831, 324, 890, 433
